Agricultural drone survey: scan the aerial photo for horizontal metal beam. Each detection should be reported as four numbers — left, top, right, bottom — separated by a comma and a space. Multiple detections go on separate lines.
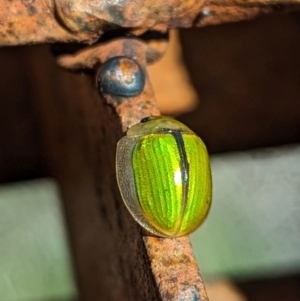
0, 0, 299, 46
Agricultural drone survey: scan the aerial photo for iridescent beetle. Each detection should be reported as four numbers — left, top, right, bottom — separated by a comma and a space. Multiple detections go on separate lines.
116, 116, 212, 237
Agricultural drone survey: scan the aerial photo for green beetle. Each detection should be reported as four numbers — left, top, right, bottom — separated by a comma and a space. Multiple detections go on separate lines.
116, 116, 212, 237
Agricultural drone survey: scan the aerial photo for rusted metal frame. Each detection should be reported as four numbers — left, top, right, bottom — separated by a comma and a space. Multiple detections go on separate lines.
26, 38, 208, 300
1, 0, 300, 46
194, 0, 300, 27
96, 38, 209, 300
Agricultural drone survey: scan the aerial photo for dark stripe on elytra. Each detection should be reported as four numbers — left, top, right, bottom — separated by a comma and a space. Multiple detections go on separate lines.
162, 129, 189, 224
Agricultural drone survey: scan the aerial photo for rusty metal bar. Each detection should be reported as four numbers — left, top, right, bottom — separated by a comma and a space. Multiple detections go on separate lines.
26, 36, 208, 299
96, 38, 209, 300
0, 0, 300, 46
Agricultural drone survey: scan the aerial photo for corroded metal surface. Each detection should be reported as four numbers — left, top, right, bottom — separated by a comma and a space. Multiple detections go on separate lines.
87, 38, 160, 130
0, 0, 300, 46
54, 0, 206, 34
145, 237, 209, 301
90, 37, 208, 299
55, 37, 169, 70
0, 0, 78, 45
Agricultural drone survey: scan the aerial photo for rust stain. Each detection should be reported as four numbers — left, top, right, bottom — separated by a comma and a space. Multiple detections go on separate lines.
119, 59, 138, 77
0, 0, 299, 47
55, 37, 168, 74
144, 236, 209, 301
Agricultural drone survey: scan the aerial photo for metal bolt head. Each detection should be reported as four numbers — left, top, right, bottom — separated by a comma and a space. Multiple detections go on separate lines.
97, 56, 145, 97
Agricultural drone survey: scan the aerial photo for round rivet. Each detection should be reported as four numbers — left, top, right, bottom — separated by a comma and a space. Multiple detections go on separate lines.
97, 56, 145, 97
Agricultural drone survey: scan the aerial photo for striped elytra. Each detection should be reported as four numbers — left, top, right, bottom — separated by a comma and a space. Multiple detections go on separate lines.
116, 116, 212, 237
